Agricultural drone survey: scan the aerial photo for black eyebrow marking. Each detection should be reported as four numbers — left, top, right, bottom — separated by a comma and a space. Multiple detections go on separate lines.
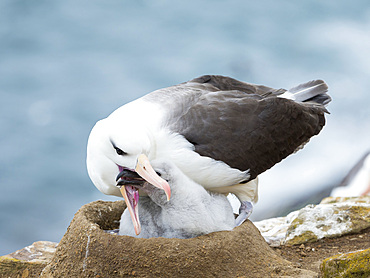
110, 139, 117, 149
110, 139, 128, 155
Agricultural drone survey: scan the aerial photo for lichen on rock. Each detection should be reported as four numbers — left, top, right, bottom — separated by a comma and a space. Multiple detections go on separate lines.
254, 196, 370, 246
285, 230, 318, 246
285, 203, 354, 245
0, 241, 57, 278
320, 247, 370, 278
320, 196, 370, 205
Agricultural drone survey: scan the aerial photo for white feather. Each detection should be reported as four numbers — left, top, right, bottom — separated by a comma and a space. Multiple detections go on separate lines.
278, 80, 328, 102
119, 160, 235, 238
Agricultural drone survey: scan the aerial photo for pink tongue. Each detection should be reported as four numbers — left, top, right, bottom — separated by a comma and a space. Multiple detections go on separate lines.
122, 185, 141, 235
126, 186, 139, 206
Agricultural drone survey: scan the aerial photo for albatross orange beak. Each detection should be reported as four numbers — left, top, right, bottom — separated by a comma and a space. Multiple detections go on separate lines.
135, 154, 171, 201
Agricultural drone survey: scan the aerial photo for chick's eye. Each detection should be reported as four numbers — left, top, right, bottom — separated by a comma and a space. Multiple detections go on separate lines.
114, 147, 126, 156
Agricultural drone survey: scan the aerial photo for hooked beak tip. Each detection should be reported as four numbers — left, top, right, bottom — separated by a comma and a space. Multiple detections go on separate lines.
135, 154, 171, 201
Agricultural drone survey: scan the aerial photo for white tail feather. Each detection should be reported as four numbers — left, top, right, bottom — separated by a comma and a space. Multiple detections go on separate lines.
278, 80, 329, 103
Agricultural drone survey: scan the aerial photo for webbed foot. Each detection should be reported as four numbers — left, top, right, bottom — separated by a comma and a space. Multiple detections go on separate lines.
235, 201, 253, 226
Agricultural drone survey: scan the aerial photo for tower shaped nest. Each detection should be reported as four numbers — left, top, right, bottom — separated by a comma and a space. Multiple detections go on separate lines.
40, 200, 315, 277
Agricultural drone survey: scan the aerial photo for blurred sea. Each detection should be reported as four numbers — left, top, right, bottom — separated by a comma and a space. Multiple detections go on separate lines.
1, 0, 370, 255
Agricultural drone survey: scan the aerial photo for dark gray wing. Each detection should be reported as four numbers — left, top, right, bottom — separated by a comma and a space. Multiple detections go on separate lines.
169, 75, 328, 181
189, 75, 287, 97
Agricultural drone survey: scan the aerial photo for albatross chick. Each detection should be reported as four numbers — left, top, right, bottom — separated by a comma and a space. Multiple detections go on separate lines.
119, 156, 235, 238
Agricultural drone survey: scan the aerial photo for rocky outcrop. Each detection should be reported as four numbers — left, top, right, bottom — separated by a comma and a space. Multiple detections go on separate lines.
40, 200, 315, 277
0, 241, 57, 278
321, 196, 370, 205
320, 248, 370, 278
254, 196, 370, 246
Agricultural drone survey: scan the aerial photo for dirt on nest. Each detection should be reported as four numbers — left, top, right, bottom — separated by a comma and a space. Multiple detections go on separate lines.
40, 200, 316, 278
275, 226, 370, 274
39, 200, 369, 277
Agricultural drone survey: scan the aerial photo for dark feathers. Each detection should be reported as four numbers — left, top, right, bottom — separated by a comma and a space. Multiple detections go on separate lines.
148, 75, 331, 181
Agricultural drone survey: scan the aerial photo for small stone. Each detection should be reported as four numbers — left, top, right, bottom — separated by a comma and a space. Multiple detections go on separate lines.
299, 244, 305, 249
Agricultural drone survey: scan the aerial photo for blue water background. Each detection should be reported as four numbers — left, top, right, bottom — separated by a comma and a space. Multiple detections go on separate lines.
1, 1, 369, 255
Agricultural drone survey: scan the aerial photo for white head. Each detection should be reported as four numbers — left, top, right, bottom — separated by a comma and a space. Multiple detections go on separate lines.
87, 117, 154, 195
86, 111, 170, 235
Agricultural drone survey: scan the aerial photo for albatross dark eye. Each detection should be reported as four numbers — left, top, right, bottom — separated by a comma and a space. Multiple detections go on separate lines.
110, 139, 127, 156
115, 147, 127, 156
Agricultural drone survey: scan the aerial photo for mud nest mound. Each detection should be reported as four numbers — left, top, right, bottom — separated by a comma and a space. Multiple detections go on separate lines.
40, 200, 315, 277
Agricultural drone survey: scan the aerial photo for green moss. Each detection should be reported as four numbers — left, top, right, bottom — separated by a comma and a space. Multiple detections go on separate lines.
348, 206, 370, 233
348, 206, 370, 219
321, 196, 370, 204
320, 248, 370, 278
318, 225, 331, 232
316, 216, 326, 222
286, 217, 304, 234
0, 256, 46, 278
285, 230, 318, 246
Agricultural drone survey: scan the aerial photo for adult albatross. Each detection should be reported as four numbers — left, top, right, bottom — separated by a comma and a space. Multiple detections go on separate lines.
87, 75, 331, 234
